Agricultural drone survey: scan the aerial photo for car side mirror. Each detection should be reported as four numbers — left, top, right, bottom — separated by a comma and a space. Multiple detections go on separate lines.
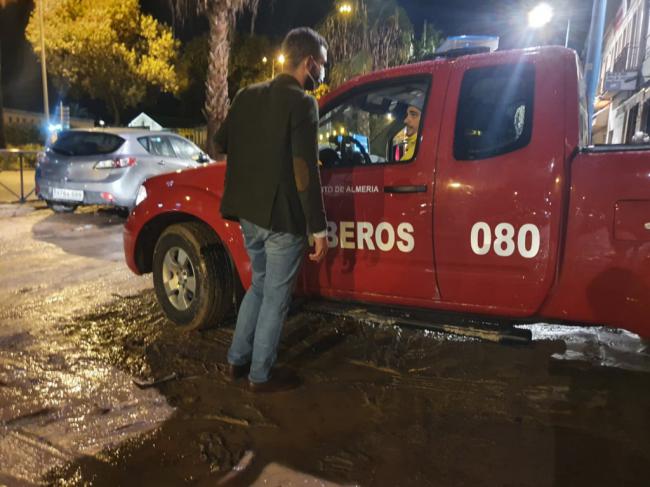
197, 152, 210, 163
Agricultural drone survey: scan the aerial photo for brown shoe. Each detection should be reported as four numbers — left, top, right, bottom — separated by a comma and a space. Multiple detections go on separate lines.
228, 362, 250, 381
248, 368, 301, 393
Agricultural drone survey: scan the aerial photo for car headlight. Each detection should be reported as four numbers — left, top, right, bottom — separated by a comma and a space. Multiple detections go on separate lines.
135, 185, 147, 206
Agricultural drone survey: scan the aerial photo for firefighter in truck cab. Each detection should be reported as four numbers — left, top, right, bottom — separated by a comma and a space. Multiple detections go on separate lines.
392, 94, 424, 162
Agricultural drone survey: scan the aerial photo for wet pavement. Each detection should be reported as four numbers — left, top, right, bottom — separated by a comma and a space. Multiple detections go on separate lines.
1, 203, 649, 486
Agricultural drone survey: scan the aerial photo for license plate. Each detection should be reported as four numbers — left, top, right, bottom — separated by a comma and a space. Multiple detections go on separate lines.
52, 187, 84, 202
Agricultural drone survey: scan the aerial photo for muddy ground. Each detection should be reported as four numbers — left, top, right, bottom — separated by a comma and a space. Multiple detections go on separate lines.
1, 204, 649, 486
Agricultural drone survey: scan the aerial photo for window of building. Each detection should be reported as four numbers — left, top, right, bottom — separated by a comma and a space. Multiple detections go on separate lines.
624, 104, 639, 143
454, 63, 535, 160
318, 77, 430, 168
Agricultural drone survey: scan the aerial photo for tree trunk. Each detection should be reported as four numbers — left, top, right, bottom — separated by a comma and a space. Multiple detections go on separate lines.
0, 42, 6, 149
110, 97, 120, 126
204, 4, 231, 157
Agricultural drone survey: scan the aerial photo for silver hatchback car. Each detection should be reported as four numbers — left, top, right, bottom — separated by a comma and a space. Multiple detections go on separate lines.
36, 128, 211, 212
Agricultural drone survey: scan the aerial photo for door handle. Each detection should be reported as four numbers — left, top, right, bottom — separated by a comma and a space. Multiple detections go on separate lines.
384, 185, 427, 194
158, 160, 166, 166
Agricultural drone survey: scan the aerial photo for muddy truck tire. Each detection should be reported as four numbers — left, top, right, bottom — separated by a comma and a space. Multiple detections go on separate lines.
152, 222, 234, 330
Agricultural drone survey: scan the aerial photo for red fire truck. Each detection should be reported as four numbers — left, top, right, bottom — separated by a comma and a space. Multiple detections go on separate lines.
123, 46, 650, 338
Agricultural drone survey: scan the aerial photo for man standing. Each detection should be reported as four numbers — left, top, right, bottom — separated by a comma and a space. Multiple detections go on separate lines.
214, 27, 329, 393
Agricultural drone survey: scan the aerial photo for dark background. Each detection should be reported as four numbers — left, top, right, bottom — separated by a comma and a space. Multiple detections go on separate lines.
0, 0, 612, 124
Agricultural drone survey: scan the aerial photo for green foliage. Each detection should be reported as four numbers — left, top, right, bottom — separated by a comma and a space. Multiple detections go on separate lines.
25, 0, 186, 124
177, 34, 210, 118
4, 124, 42, 147
178, 33, 272, 107
319, 0, 414, 88
411, 20, 443, 62
308, 83, 331, 100
228, 33, 271, 97
329, 51, 373, 88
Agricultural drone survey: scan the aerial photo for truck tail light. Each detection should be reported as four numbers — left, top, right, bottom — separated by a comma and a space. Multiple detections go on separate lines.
94, 157, 136, 169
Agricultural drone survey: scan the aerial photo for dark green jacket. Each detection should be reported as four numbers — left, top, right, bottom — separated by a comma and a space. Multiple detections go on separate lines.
215, 74, 327, 236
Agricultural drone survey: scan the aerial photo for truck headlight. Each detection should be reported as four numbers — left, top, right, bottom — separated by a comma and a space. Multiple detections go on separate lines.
135, 185, 147, 206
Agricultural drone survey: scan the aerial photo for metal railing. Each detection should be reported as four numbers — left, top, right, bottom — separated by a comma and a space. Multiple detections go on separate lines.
0, 149, 42, 203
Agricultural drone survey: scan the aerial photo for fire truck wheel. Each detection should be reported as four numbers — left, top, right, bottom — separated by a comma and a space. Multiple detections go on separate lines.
152, 222, 234, 331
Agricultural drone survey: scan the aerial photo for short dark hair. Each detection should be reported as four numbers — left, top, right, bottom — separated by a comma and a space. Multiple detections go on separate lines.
281, 27, 328, 69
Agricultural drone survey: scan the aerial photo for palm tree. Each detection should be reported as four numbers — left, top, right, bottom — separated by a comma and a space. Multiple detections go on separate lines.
169, 0, 261, 156
319, 0, 413, 88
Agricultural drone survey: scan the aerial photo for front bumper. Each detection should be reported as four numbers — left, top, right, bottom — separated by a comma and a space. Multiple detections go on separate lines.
123, 216, 140, 274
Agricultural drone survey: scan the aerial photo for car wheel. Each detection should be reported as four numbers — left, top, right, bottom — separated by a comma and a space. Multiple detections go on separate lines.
115, 207, 130, 218
46, 201, 78, 213
152, 222, 234, 331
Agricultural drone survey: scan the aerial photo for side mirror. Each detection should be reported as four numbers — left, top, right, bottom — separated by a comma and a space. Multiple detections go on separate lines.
197, 152, 210, 163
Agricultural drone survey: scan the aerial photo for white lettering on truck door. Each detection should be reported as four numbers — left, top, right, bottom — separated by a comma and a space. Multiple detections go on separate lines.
323, 221, 415, 253
470, 222, 540, 258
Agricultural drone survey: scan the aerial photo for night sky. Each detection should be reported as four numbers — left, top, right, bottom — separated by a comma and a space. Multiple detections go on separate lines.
0, 0, 602, 123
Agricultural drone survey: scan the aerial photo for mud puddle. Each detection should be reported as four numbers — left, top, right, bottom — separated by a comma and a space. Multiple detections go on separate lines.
33, 290, 650, 486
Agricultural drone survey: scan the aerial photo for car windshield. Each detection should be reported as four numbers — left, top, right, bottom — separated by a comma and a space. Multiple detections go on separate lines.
50, 131, 125, 156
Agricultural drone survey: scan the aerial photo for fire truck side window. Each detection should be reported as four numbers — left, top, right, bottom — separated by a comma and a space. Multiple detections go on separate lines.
454, 63, 535, 161
318, 78, 430, 168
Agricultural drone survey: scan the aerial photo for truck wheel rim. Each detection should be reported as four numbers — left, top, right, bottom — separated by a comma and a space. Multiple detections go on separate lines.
162, 247, 196, 311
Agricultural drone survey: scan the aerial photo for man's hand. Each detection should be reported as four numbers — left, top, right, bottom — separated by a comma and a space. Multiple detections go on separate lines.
309, 236, 328, 262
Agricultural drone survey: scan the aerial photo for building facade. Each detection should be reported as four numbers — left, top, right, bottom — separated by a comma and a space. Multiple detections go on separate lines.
596, 0, 650, 144
2, 108, 94, 131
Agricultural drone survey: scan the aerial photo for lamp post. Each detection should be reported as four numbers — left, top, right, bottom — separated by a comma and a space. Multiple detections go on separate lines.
584, 0, 608, 143
262, 56, 268, 78
275, 53, 285, 78
38, 0, 50, 124
263, 53, 285, 79
338, 2, 353, 62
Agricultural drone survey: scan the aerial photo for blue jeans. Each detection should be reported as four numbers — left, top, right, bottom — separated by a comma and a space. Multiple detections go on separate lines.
227, 219, 306, 383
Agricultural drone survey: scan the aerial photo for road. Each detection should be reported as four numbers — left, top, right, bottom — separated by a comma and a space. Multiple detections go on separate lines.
0, 203, 649, 486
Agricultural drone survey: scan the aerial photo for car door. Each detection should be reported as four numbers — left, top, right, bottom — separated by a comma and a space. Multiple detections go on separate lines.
144, 135, 187, 173
302, 73, 444, 305
433, 57, 566, 316
168, 135, 205, 168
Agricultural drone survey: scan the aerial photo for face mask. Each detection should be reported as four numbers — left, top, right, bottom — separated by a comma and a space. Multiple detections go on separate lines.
305, 57, 325, 91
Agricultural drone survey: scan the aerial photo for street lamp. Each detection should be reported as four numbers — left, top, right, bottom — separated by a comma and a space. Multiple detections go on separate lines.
528, 2, 554, 29
528, 2, 572, 48
266, 53, 285, 79
339, 3, 352, 15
